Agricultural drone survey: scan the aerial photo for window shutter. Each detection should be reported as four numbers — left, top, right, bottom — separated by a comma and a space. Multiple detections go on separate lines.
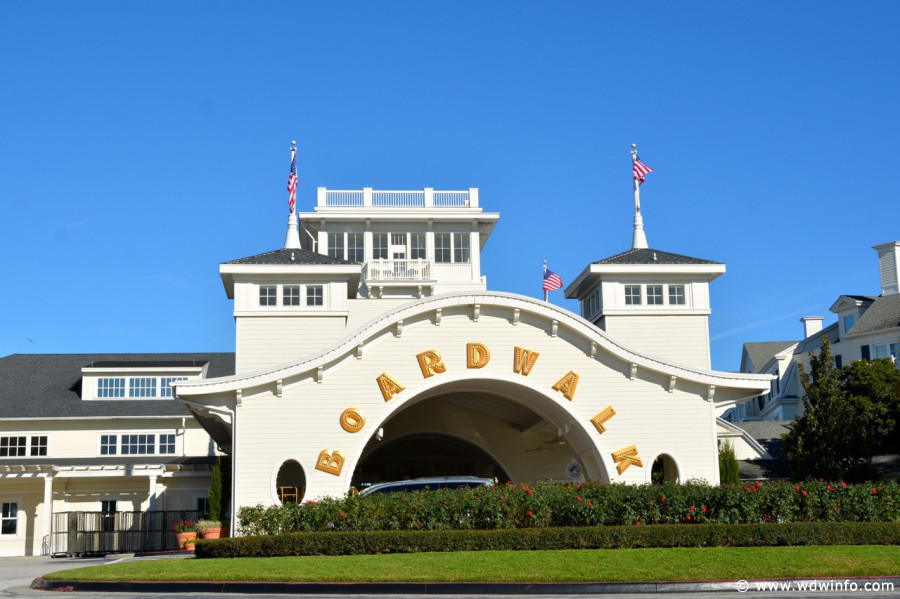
861, 345, 870, 360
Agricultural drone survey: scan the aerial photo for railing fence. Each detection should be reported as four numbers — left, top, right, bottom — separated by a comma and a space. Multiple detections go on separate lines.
50, 510, 204, 556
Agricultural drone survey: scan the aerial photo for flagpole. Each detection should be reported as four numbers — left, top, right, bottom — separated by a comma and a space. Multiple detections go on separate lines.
543, 260, 549, 302
631, 144, 648, 250
284, 140, 301, 249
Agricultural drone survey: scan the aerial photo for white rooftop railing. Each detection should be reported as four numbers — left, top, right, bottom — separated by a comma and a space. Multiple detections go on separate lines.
317, 187, 478, 208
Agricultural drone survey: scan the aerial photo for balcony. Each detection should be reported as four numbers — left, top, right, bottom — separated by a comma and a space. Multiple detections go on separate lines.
364, 259, 434, 284
317, 187, 479, 209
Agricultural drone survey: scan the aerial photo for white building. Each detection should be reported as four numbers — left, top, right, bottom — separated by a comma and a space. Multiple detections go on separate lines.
1, 159, 773, 556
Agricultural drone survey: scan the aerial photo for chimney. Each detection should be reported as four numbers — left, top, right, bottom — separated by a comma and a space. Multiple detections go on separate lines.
800, 316, 824, 339
873, 241, 900, 296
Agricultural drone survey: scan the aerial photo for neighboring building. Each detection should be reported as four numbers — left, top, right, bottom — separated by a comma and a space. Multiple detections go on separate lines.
0, 353, 232, 556
2, 157, 773, 555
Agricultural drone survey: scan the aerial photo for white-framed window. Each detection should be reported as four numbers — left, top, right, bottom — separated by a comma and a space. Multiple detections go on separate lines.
159, 434, 176, 454
872, 343, 899, 364
129, 377, 157, 398
411, 233, 426, 259
259, 285, 277, 306
100, 435, 117, 455
668, 285, 685, 305
843, 314, 856, 333
453, 233, 470, 263
160, 377, 187, 398
347, 233, 364, 263
373, 233, 388, 259
283, 285, 300, 306
306, 285, 323, 306
327, 232, 345, 260
97, 377, 126, 398
1, 502, 17, 535
625, 285, 641, 305
121, 434, 155, 455
30, 435, 47, 456
647, 285, 663, 305
582, 289, 600, 319
0, 436, 26, 457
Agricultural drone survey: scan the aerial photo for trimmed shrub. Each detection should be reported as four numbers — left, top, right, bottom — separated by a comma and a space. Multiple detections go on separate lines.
237, 481, 899, 536
195, 522, 900, 558
719, 440, 740, 485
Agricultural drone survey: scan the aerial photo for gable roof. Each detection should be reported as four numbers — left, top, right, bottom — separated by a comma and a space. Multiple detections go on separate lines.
592, 248, 720, 265
0, 353, 234, 419
796, 322, 839, 354
741, 341, 796, 374
223, 248, 349, 265
846, 293, 900, 337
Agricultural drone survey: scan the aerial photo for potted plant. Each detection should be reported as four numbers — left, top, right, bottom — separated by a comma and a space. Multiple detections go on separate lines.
172, 519, 198, 550
197, 519, 223, 539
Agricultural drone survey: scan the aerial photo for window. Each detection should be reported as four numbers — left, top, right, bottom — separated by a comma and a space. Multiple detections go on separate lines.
435, 233, 451, 263
121, 434, 155, 455
843, 314, 856, 333
453, 233, 470, 263
129, 377, 157, 398
1, 503, 17, 535
196, 497, 211, 519
0, 437, 26, 457
259, 286, 276, 306
97, 377, 126, 398
410, 233, 426, 260
582, 289, 600, 319
373, 233, 388, 259
647, 285, 663, 305
872, 343, 899, 363
834, 355, 843, 370
283, 285, 300, 306
100, 435, 117, 455
160, 377, 187, 398
306, 285, 323, 306
625, 285, 642, 305
100, 500, 116, 533
159, 434, 176, 454
668, 285, 685, 305
347, 233, 364, 263
327, 232, 345, 260
30, 435, 47, 456
861, 345, 871, 360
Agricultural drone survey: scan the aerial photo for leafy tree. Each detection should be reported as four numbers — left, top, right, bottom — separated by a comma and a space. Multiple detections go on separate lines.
785, 338, 899, 482
718, 440, 740, 485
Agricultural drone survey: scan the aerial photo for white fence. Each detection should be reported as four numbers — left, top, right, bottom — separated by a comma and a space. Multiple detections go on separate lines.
317, 188, 478, 208
364, 259, 433, 282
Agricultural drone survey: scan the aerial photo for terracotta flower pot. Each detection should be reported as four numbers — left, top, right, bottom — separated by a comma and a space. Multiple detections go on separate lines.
176, 531, 198, 550
200, 527, 222, 539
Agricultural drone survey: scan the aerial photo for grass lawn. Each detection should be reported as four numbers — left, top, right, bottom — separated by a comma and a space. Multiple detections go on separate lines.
43, 546, 899, 583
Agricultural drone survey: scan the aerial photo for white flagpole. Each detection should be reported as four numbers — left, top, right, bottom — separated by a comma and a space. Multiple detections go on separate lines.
284, 140, 301, 250
543, 260, 549, 302
631, 144, 648, 250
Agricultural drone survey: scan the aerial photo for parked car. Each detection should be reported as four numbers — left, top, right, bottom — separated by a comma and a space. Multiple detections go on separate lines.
358, 476, 494, 497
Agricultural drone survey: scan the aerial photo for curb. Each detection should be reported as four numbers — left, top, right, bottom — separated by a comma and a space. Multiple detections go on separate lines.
30, 576, 900, 594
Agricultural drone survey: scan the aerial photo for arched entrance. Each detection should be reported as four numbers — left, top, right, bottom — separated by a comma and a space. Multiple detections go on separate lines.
350, 378, 609, 489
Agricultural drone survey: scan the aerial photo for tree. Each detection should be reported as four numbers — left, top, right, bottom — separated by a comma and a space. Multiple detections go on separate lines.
718, 440, 740, 485
784, 337, 899, 482
208, 455, 231, 523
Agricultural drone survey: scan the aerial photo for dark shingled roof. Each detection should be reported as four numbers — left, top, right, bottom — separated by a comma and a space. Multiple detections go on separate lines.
0, 353, 234, 419
86, 360, 211, 368
742, 341, 796, 374
739, 459, 791, 481
848, 293, 900, 336
732, 421, 792, 461
223, 248, 350, 265
592, 248, 720, 265
796, 322, 839, 354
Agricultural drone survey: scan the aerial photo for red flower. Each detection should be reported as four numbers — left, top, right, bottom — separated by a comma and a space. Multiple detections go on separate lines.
686, 515, 692, 521
576, 484, 581, 489
802, 490, 808, 496
701, 506, 707, 513
755, 481, 762, 488
689, 506, 695, 512
340, 513, 346, 518
587, 502, 593, 507
528, 511, 533, 516
795, 486, 800, 491
827, 485, 832, 490
744, 487, 751, 492
635, 521, 642, 526
833, 507, 838, 511
660, 496, 666, 502
872, 489, 878, 495
818, 478, 824, 482
576, 496, 582, 502
525, 489, 533, 495
841, 481, 847, 487
752, 488, 758, 493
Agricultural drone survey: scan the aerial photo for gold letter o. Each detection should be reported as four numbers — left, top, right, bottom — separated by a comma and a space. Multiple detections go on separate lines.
340, 408, 366, 433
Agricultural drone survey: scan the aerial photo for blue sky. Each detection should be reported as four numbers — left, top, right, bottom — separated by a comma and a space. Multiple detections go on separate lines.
1, 2, 898, 371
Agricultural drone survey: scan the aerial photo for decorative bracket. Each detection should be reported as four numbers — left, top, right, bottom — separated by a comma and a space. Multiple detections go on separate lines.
707, 385, 716, 402
629, 363, 638, 381
550, 320, 558, 338
235, 389, 242, 408
434, 308, 442, 326
356, 343, 364, 359
473, 304, 481, 322
590, 342, 598, 358
316, 366, 324, 384
395, 319, 403, 337
668, 376, 677, 393
512, 308, 520, 326
275, 379, 283, 397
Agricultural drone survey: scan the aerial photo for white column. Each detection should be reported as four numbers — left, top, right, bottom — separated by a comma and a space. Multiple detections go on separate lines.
363, 187, 373, 207
42, 474, 53, 554
424, 187, 434, 207
469, 229, 481, 284
148, 476, 158, 511
316, 187, 327, 206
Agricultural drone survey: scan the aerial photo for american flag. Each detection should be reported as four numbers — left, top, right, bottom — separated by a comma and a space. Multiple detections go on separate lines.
287, 151, 298, 213
633, 156, 653, 185
543, 269, 563, 291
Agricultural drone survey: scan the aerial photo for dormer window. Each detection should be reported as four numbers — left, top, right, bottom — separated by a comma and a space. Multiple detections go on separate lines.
435, 233, 471, 264
625, 285, 642, 305
668, 285, 685, 305
306, 285, 324, 306
647, 285, 663, 305
97, 378, 126, 398
283, 285, 301, 306
842, 314, 855, 333
129, 378, 157, 398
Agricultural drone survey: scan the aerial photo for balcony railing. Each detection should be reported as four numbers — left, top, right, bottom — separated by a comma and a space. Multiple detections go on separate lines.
317, 187, 478, 208
364, 259, 433, 283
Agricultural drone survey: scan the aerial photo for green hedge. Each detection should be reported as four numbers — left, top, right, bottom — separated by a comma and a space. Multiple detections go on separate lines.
237, 481, 899, 536
196, 522, 900, 558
